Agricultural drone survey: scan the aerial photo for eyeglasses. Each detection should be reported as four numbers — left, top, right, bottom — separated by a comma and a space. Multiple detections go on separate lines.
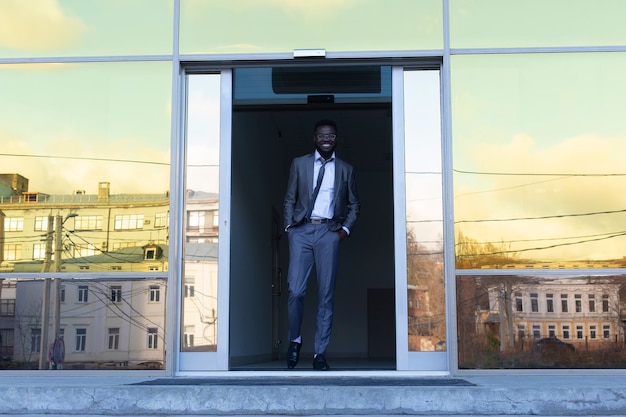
316, 133, 337, 140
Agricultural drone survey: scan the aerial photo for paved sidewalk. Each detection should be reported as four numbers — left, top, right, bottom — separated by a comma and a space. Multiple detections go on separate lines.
1, 373, 626, 416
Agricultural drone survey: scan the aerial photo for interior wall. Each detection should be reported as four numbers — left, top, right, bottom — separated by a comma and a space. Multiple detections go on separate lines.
229, 112, 282, 365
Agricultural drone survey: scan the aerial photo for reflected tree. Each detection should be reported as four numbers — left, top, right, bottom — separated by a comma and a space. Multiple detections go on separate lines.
406, 230, 446, 351
455, 230, 518, 269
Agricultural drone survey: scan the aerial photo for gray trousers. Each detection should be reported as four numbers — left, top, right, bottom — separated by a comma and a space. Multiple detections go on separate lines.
287, 223, 340, 355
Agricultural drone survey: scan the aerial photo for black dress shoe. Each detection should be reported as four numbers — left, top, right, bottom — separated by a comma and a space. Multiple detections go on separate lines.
286, 341, 301, 369
313, 353, 329, 371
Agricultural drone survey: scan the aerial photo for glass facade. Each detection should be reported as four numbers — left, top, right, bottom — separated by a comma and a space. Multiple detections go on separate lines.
451, 52, 626, 268
450, 0, 626, 49
0, 0, 624, 374
179, 0, 443, 54
0, 0, 174, 58
457, 274, 626, 369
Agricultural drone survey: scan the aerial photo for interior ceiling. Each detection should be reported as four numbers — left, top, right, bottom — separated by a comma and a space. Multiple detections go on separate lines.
249, 106, 393, 173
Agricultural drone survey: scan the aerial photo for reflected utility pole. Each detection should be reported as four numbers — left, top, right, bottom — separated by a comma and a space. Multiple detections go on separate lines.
38, 215, 54, 370
39, 213, 76, 370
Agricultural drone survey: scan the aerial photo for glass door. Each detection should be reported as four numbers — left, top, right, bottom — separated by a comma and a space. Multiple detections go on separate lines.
178, 71, 232, 371
393, 67, 448, 371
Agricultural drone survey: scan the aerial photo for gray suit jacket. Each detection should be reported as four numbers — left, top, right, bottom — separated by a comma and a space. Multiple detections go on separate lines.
283, 153, 360, 233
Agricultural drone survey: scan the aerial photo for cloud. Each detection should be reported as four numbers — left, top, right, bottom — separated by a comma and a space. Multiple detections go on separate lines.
0, 0, 88, 51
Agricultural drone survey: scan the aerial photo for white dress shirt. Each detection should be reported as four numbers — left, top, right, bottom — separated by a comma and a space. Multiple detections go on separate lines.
310, 151, 335, 220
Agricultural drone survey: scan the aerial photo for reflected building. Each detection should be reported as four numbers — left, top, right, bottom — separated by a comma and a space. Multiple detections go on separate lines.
0, 174, 220, 368
482, 278, 623, 347
458, 274, 626, 369
13, 277, 166, 370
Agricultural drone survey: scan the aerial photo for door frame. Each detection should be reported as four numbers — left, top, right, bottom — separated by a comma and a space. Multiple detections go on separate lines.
176, 61, 450, 374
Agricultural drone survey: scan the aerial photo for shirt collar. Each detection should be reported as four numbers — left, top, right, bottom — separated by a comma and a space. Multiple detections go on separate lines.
314, 150, 335, 162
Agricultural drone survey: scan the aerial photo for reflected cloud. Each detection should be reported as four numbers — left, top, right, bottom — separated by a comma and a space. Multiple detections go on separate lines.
455, 132, 626, 262
186, 0, 356, 17
0, 0, 88, 51
0, 132, 169, 195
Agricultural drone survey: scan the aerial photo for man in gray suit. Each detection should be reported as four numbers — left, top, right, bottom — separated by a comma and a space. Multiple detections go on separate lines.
283, 119, 360, 370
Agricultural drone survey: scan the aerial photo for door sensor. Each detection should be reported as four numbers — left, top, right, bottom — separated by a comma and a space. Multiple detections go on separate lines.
293, 49, 326, 58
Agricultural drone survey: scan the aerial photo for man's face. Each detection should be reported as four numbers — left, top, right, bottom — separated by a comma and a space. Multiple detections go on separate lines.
313, 124, 337, 157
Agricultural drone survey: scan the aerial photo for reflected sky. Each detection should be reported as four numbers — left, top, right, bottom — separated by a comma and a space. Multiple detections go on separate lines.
452, 53, 626, 263
186, 74, 220, 194
0, 62, 171, 195
180, 0, 442, 54
404, 70, 443, 250
0, 0, 173, 57
450, 0, 626, 48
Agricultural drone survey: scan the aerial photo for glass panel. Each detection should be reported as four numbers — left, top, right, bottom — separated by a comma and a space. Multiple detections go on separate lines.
180, 0, 443, 54
404, 70, 446, 352
1, 276, 166, 370
182, 74, 221, 352
457, 274, 626, 369
450, 0, 626, 49
0, 62, 171, 273
0, 61, 171, 370
0, 0, 173, 58
452, 52, 626, 269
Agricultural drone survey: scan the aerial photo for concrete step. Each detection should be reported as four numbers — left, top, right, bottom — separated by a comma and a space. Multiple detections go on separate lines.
1, 374, 625, 416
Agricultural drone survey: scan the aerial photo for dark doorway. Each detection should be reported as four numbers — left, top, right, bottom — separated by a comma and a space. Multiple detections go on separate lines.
228, 66, 396, 370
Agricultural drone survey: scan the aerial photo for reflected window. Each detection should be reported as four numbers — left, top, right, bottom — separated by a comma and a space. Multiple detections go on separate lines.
530, 293, 539, 313
31, 329, 41, 353
75, 215, 103, 231
3, 244, 20, 261
4, 217, 23, 232
75, 328, 87, 352
575, 295, 582, 313
602, 294, 610, 312
110, 285, 122, 303
562, 325, 571, 340
78, 286, 89, 303
532, 324, 540, 338
115, 214, 144, 230
33, 216, 49, 231
183, 326, 195, 348
0, 300, 15, 316
588, 295, 596, 312
149, 285, 161, 302
546, 294, 554, 313
107, 328, 120, 350
147, 328, 158, 349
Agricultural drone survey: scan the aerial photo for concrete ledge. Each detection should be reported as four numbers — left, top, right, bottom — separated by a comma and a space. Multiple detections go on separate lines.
1, 375, 626, 416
